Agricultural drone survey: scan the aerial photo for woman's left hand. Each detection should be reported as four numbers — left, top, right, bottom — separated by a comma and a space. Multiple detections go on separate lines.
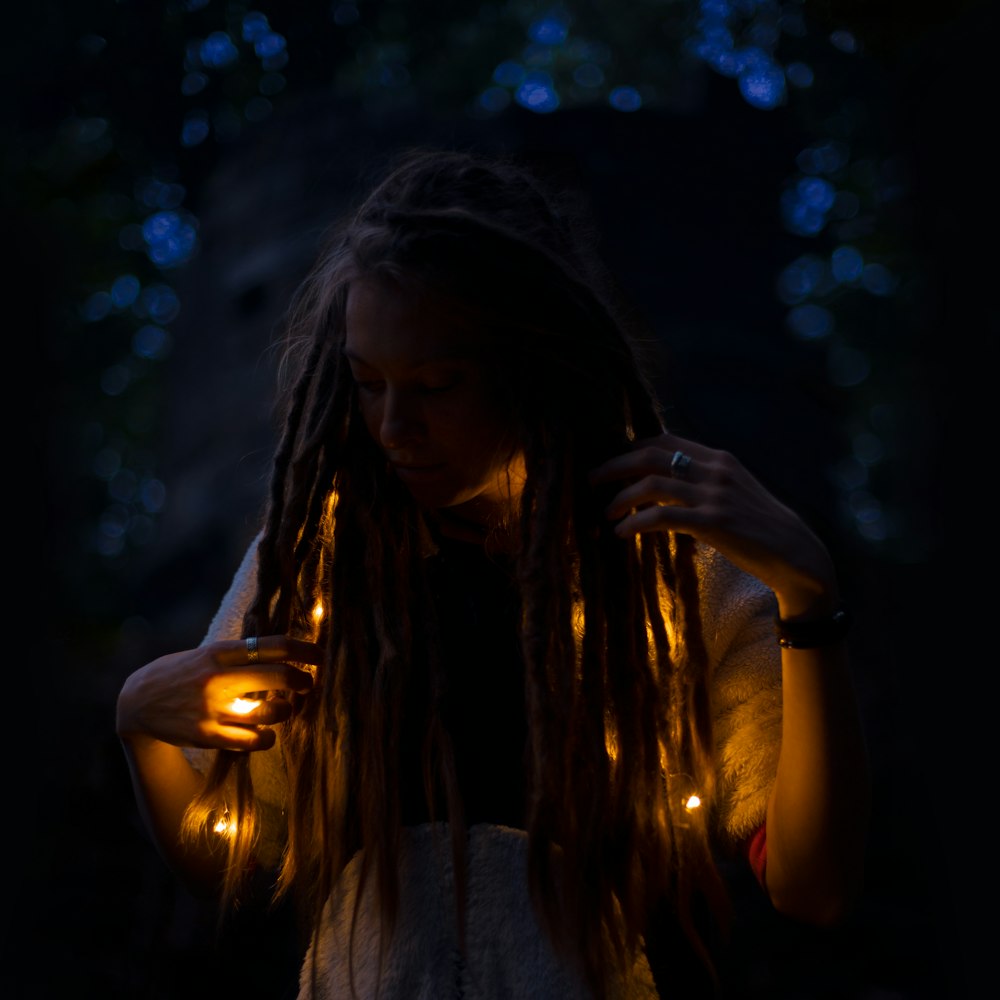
589, 431, 838, 619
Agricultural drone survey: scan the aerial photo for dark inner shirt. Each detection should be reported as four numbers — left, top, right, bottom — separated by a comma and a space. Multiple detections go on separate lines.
399, 533, 528, 829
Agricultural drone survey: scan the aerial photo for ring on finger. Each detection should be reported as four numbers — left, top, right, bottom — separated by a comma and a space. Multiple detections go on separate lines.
246, 635, 259, 663
669, 450, 693, 479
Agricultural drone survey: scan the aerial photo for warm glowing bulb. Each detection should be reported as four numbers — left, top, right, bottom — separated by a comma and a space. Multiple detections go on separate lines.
605, 725, 619, 763
229, 697, 261, 715
312, 601, 324, 624
213, 812, 237, 837
684, 794, 701, 812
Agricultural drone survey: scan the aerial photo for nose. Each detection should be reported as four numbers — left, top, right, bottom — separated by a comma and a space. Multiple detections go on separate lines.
379, 386, 423, 450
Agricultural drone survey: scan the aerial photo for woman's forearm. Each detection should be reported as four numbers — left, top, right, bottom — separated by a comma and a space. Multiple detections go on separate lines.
117, 673, 227, 897
764, 638, 871, 924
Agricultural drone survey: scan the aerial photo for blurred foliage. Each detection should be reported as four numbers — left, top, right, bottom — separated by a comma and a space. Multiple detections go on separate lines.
5, 0, 975, 638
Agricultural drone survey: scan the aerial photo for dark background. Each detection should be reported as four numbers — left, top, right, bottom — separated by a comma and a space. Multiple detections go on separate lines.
5, 1, 992, 996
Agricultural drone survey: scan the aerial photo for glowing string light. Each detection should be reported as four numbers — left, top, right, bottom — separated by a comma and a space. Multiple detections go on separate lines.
229, 697, 261, 715
212, 811, 237, 837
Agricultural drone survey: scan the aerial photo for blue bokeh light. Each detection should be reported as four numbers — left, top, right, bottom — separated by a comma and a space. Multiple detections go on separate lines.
134, 284, 181, 324
781, 176, 836, 236
242, 12, 270, 42
493, 60, 525, 87
136, 178, 186, 210
738, 58, 785, 109
181, 71, 209, 96
862, 263, 897, 296
786, 303, 834, 340
515, 72, 560, 113
776, 254, 827, 304
142, 210, 199, 267
797, 140, 848, 176
785, 61, 814, 88
132, 324, 172, 361
695, 40, 742, 78
200, 32, 239, 69
848, 490, 886, 541
528, 12, 570, 46
830, 29, 859, 54
111, 274, 141, 308
254, 33, 286, 59
781, 201, 826, 236
687, 2, 804, 111
799, 177, 836, 210
181, 110, 211, 147
831, 244, 864, 283
139, 478, 167, 514
609, 85, 642, 112
96, 504, 130, 556
477, 86, 511, 114
82, 291, 113, 322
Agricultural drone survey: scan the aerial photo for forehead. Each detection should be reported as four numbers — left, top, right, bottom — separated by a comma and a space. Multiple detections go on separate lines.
344, 276, 489, 363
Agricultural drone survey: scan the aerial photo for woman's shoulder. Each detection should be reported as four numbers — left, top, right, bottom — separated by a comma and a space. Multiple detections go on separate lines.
201, 530, 262, 644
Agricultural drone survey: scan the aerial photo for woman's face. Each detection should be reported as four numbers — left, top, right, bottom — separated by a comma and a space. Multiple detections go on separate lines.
344, 276, 524, 526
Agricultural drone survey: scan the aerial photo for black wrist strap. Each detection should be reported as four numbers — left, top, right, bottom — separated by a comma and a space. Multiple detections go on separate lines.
775, 602, 853, 649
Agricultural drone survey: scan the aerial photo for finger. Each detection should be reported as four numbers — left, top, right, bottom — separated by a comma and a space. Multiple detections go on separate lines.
218, 635, 324, 669
605, 475, 698, 520
216, 694, 294, 727
214, 666, 315, 696
612, 502, 702, 538
212, 723, 278, 752
589, 440, 681, 485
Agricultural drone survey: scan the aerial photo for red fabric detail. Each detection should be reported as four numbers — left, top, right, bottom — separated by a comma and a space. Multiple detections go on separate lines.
746, 823, 767, 887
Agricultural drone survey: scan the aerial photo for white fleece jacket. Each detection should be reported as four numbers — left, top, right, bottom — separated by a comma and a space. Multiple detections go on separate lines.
185, 535, 782, 999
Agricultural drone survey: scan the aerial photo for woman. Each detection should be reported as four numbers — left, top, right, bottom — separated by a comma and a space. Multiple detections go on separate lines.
117, 148, 870, 999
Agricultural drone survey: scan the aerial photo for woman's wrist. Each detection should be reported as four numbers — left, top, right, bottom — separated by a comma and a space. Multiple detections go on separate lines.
774, 601, 853, 649
772, 542, 839, 621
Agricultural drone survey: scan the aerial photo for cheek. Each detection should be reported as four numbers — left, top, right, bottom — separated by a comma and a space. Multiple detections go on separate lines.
444, 399, 511, 459
357, 396, 382, 440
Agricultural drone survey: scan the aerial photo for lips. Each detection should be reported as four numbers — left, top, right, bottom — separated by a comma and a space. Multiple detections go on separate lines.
390, 462, 445, 481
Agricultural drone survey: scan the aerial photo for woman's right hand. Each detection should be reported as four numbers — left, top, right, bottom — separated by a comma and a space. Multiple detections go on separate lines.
116, 635, 319, 753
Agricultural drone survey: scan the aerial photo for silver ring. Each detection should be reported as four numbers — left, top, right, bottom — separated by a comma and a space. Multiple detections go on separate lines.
669, 450, 693, 479
246, 636, 259, 663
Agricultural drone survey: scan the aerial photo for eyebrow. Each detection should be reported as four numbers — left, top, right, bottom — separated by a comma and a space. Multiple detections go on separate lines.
341, 348, 475, 368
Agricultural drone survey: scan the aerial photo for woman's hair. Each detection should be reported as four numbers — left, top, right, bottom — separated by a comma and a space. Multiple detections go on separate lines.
185, 146, 728, 996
